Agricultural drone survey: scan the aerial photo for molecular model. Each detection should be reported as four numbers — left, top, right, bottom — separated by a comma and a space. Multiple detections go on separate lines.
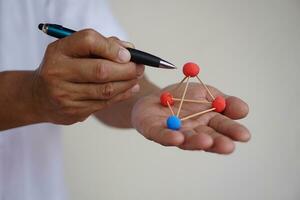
160, 62, 226, 130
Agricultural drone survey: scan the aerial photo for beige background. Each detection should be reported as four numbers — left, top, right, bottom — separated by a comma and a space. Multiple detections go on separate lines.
63, 1, 300, 200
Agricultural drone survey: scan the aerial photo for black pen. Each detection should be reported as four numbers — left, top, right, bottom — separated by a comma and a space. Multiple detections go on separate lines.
38, 23, 176, 69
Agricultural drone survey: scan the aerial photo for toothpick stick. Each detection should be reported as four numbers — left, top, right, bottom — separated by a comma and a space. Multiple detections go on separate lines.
181, 108, 216, 121
173, 98, 211, 104
176, 76, 190, 117
196, 76, 215, 101
171, 76, 187, 92
167, 101, 175, 115
178, 76, 187, 85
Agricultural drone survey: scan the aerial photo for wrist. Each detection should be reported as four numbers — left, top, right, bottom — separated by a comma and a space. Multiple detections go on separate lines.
0, 71, 44, 129
25, 71, 46, 124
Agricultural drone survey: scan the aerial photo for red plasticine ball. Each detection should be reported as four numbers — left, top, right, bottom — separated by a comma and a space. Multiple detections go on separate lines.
160, 92, 174, 107
183, 62, 200, 77
212, 96, 226, 113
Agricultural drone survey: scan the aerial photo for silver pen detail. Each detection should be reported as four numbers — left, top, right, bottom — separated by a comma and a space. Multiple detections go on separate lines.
159, 60, 177, 69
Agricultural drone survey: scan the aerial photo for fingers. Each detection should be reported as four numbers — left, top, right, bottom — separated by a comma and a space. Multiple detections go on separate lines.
223, 96, 249, 119
80, 86, 138, 112
193, 125, 235, 154
69, 79, 139, 100
37, 29, 141, 125
208, 114, 250, 142
62, 58, 144, 83
179, 130, 213, 150
67, 87, 139, 122
106, 86, 139, 105
178, 126, 234, 154
206, 86, 249, 120
60, 29, 131, 63
176, 99, 249, 153
144, 121, 185, 146
178, 115, 250, 153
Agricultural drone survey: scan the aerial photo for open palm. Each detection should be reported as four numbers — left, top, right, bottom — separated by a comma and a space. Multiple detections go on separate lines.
132, 83, 250, 154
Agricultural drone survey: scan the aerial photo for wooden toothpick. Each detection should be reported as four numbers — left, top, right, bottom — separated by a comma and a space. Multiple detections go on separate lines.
196, 76, 215, 101
176, 76, 190, 117
173, 98, 211, 104
171, 76, 187, 93
181, 108, 215, 121
167, 101, 175, 115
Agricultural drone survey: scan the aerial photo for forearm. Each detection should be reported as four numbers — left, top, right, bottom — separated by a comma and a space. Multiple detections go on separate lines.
95, 76, 159, 128
0, 71, 40, 131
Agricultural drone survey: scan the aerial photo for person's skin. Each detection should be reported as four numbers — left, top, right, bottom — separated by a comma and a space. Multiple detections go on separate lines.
0, 28, 250, 154
0, 29, 144, 130
95, 77, 158, 127
96, 81, 250, 154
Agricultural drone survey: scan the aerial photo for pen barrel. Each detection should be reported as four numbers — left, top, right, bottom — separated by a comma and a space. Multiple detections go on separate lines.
40, 24, 172, 68
127, 48, 160, 67
47, 24, 75, 38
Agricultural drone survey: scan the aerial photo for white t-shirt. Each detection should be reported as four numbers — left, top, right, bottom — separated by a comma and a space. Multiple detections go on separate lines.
0, 1, 126, 199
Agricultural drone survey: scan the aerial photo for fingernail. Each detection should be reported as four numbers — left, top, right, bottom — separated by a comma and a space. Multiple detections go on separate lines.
121, 41, 135, 48
136, 65, 145, 76
118, 48, 131, 62
131, 84, 140, 93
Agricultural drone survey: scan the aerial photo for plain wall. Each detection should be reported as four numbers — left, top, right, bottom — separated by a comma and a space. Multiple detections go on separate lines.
63, 1, 300, 199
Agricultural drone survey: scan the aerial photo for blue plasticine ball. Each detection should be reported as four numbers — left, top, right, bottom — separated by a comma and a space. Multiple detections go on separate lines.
166, 115, 182, 130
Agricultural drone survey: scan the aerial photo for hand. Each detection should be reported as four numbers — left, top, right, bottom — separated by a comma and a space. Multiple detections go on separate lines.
132, 83, 250, 154
32, 29, 144, 125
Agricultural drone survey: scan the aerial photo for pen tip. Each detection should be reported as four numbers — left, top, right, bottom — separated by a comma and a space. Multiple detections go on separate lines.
159, 60, 177, 69
38, 23, 44, 31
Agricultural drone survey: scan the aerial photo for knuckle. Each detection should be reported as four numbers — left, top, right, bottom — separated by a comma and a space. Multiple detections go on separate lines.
94, 62, 109, 82
82, 29, 98, 46
104, 37, 119, 57
101, 82, 114, 98
108, 36, 120, 42
82, 28, 98, 36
